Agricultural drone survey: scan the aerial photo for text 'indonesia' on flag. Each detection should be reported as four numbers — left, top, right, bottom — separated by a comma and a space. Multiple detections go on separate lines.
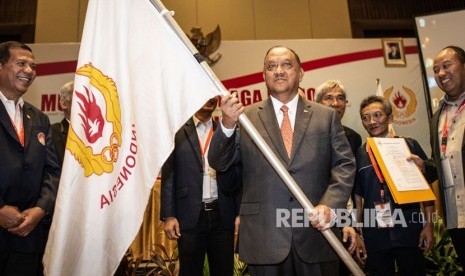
43, 0, 219, 275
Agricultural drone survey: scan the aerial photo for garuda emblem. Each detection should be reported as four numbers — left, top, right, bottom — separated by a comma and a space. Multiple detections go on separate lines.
189, 25, 222, 66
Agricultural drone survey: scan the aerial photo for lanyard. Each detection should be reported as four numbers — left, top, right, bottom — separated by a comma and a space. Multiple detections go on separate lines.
441, 98, 465, 154
198, 125, 213, 171
366, 143, 386, 201
13, 122, 24, 147
9, 105, 24, 147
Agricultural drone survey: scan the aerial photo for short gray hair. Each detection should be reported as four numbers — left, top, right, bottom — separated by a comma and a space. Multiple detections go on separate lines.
314, 80, 346, 103
60, 81, 74, 101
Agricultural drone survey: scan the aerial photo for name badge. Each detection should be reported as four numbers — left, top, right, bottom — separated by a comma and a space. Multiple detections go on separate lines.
374, 201, 393, 228
207, 167, 216, 179
441, 157, 455, 189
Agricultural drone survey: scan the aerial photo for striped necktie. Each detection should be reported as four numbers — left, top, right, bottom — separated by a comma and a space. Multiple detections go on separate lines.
280, 105, 293, 157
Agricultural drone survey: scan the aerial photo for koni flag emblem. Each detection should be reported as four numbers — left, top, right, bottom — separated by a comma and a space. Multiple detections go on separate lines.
68, 64, 122, 177
43, 0, 218, 275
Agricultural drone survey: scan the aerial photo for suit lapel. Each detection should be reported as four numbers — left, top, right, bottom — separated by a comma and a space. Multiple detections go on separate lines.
431, 108, 442, 159
23, 103, 33, 148
62, 118, 69, 136
0, 100, 22, 145
184, 118, 203, 167
258, 98, 289, 162
61, 118, 70, 144
290, 97, 312, 163
432, 104, 465, 156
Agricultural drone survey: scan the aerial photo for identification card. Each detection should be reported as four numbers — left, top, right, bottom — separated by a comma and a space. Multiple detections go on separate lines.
374, 201, 393, 228
441, 157, 455, 188
207, 167, 217, 179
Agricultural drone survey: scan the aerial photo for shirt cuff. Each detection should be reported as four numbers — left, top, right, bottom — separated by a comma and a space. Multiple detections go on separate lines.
220, 119, 236, 138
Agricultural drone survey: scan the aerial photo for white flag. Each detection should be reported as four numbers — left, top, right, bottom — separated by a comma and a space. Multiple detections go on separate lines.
376, 79, 396, 137
43, 0, 218, 275
376, 79, 383, 98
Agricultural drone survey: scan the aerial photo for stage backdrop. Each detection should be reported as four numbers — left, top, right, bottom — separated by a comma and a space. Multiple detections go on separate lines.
25, 38, 431, 155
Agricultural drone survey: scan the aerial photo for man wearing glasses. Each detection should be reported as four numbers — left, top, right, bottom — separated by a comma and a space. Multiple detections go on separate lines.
315, 80, 362, 155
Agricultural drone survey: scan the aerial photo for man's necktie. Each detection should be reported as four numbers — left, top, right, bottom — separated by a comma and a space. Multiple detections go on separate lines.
280, 105, 293, 157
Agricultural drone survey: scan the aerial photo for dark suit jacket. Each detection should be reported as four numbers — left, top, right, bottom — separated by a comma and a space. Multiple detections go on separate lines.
208, 96, 355, 264
388, 51, 401, 60
343, 125, 362, 156
160, 118, 241, 231
430, 107, 460, 225
343, 125, 362, 208
51, 118, 69, 166
0, 101, 60, 253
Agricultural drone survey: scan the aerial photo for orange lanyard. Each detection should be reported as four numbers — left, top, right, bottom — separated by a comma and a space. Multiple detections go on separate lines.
198, 125, 213, 171
14, 123, 24, 147
366, 143, 385, 201
441, 98, 465, 154
9, 105, 24, 147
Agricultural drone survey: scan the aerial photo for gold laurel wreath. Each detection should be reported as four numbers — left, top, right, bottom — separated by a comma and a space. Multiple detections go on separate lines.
66, 63, 122, 176
403, 86, 417, 117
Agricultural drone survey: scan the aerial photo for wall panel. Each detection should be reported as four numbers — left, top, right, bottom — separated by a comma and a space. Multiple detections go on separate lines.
254, 0, 312, 39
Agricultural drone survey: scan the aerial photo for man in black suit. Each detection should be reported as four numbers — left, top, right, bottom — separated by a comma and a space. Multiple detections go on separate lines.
51, 81, 73, 166
0, 41, 60, 275
160, 97, 241, 276
315, 80, 365, 273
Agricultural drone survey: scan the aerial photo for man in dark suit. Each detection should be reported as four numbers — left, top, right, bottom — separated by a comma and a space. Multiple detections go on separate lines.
160, 97, 241, 276
388, 43, 401, 60
0, 41, 60, 275
208, 46, 355, 275
430, 45, 465, 269
51, 81, 73, 166
315, 80, 364, 274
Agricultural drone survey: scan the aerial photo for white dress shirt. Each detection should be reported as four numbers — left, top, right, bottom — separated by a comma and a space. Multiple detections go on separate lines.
0, 90, 24, 136
193, 115, 218, 202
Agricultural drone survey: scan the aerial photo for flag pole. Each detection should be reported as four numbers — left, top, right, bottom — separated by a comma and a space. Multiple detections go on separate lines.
148, 1, 364, 274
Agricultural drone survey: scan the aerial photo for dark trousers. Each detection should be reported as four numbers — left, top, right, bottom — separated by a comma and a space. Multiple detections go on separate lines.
0, 251, 42, 276
248, 243, 339, 276
177, 208, 234, 276
366, 247, 425, 276
449, 228, 465, 269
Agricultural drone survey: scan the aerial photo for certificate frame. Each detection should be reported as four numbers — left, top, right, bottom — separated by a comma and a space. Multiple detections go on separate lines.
367, 137, 436, 204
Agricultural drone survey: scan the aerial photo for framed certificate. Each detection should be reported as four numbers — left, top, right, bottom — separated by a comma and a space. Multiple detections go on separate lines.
367, 137, 436, 204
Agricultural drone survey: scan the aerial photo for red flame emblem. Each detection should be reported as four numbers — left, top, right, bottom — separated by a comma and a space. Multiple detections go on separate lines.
76, 86, 105, 143
393, 91, 407, 109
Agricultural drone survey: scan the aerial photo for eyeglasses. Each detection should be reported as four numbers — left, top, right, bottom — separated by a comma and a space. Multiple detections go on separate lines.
321, 95, 346, 104
361, 111, 386, 123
